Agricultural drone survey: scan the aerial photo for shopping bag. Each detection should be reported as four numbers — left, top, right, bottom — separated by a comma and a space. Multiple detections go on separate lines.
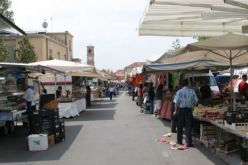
154, 100, 162, 111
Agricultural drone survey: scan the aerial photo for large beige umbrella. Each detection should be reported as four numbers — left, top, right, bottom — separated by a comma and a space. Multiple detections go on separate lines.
187, 33, 248, 110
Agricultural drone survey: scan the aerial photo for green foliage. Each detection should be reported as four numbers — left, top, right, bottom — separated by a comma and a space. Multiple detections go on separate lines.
193, 36, 209, 41
0, 39, 8, 62
172, 38, 181, 50
15, 36, 37, 63
48, 55, 53, 60
168, 38, 181, 52
0, 0, 14, 22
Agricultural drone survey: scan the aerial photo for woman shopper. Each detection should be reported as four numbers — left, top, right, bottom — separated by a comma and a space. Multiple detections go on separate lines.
137, 83, 143, 106
86, 86, 91, 107
148, 85, 155, 114
109, 85, 114, 100
154, 84, 163, 117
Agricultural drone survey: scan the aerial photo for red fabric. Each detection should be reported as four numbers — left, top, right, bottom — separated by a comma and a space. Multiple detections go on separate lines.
138, 88, 143, 97
131, 75, 144, 86
238, 80, 248, 97
160, 100, 171, 120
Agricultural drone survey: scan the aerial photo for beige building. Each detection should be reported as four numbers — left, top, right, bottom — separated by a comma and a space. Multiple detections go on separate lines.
0, 31, 73, 62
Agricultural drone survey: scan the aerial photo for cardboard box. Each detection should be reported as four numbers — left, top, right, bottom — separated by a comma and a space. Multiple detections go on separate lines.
48, 134, 55, 147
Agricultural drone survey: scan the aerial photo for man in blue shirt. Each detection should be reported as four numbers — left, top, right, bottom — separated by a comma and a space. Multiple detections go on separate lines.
173, 80, 198, 147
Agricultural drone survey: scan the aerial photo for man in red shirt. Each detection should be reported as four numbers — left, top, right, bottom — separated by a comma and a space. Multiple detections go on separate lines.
238, 75, 248, 100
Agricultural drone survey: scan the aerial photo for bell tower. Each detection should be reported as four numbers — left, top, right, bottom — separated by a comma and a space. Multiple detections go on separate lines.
87, 45, 94, 66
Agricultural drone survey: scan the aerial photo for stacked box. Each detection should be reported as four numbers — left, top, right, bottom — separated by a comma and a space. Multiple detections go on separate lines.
54, 121, 65, 144
200, 123, 217, 141
29, 109, 65, 145
31, 114, 42, 134
39, 109, 60, 135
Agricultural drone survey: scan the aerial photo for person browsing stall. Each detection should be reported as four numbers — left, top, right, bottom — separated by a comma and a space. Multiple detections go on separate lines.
238, 74, 248, 100
56, 86, 62, 98
23, 84, 36, 134
200, 81, 212, 106
173, 80, 198, 147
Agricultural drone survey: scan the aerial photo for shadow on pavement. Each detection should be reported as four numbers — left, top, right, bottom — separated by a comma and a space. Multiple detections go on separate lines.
94, 98, 118, 102
0, 125, 82, 163
87, 102, 118, 109
196, 144, 229, 165
158, 118, 227, 165
66, 109, 116, 121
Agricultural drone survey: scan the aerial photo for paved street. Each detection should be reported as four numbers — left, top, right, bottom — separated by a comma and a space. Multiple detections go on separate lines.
0, 92, 228, 165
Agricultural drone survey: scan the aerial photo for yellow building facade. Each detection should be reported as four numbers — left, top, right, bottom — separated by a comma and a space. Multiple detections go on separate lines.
0, 31, 73, 62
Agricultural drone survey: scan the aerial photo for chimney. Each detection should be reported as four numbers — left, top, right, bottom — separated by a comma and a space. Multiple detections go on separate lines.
87, 45, 94, 66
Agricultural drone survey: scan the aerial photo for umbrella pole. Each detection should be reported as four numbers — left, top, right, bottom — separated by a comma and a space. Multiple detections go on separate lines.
55, 73, 57, 99
64, 74, 67, 92
230, 52, 236, 111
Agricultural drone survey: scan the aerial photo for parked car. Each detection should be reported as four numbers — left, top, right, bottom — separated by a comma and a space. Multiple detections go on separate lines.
180, 71, 222, 104
181, 71, 220, 94
215, 74, 230, 92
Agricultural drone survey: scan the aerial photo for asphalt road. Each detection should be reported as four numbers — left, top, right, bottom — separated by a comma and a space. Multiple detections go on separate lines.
0, 92, 228, 165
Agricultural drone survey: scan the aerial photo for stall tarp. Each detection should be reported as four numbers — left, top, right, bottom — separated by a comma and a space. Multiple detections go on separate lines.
158, 51, 229, 64
154, 47, 188, 63
29, 59, 95, 74
68, 71, 100, 78
143, 59, 228, 73
187, 33, 248, 51
0, 62, 63, 74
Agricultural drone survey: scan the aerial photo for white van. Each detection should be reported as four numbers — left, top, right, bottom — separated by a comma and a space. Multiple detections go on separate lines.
181, 71, 220, 94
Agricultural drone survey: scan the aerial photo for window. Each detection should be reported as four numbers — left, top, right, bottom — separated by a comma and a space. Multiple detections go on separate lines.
49, 49, 53, 56
69, 40, 72, 51
57, 52, 60, 59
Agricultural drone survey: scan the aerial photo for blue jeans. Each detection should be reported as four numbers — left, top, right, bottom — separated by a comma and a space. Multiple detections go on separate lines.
150, 100, 154, 114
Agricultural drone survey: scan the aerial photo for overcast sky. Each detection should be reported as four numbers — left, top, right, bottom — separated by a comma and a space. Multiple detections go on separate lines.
11, 0, 195, 71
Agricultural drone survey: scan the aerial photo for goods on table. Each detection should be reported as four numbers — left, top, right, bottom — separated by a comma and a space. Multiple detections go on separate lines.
193, 105, 222, 120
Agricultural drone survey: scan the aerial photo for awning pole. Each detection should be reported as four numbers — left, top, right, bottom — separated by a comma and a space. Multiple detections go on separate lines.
230, 51, 236, 111
64, 74, 67, 92
55, 73, 57, 99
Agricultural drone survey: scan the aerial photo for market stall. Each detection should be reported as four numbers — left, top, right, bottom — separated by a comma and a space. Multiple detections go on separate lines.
143, 50, 230, 119
29, 60, 97, 118
142, 33, 248, 162
0, 63, 67, 151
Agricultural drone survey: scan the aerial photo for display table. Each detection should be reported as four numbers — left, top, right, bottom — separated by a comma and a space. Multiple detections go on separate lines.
194, 115, 248, 140
58, 98, 86, 118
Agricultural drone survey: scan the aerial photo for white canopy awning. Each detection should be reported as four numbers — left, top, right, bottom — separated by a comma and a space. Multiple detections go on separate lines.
29, 59, 95, 74
0, 14, 25, 35
139, 0, 248, 37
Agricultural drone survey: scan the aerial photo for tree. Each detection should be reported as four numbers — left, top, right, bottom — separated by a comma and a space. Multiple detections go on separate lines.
168, 38, 181, 52
171, 38, 181, 50
193, 36, 209, 41
48, 55, 53, 60
0, 0, 14, 22
15, 36, 37, 63
0, 39, 8, 62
